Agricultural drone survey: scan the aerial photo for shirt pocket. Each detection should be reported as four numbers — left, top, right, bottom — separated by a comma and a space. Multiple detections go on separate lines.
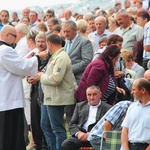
126, 34, 136, 42
142, 117, 150, 129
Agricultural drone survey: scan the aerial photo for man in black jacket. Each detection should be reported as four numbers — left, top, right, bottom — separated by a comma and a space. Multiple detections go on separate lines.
27, 33, 50, 150
62, 85, 111, 150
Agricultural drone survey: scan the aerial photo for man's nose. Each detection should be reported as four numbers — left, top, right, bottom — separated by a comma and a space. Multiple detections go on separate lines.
90, 95, 94, 99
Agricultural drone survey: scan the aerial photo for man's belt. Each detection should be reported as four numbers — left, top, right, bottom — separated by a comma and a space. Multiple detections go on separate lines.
129, 142, 148, 146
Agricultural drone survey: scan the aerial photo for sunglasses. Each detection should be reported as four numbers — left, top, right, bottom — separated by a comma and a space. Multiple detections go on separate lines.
8, 33, 17, 38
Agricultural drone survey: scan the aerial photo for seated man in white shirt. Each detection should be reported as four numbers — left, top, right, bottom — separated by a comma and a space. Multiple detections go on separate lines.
61, 85, 111, 150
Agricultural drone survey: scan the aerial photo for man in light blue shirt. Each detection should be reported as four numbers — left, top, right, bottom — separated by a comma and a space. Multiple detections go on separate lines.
88, 16, 111, 51
121, 78, 150, 150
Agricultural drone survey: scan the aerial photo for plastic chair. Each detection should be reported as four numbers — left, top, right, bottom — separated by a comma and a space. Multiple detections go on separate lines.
100, 130, 122, 150
80, 147, 93, 150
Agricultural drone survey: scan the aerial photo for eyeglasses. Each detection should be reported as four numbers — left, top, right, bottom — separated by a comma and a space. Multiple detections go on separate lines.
46, 14, 52, 17
8, 33, 17, 38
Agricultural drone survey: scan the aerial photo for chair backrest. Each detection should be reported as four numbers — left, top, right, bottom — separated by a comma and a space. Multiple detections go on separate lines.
100, 130, 122, 150
80, 147, 93, 150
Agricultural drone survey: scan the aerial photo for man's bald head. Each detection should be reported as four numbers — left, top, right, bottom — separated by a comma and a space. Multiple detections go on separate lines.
144, 69, 150, 82
64, 9, 72, 20
0, 25, 16, 45
133, 78, 150, 92
22, 7, 30, 17
95, 16, 107, 24
95, 16, 107, 33
1, 25, 15, 34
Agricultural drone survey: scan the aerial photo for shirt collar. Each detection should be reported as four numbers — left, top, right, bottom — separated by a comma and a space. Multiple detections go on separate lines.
51, 47, 64, 59
95, 29, 109, 36
71, 33, 78, 43
88, 101, 101, 108
137, 100, 150, 106
120, 21, 134, 30
30, 21, 38, 27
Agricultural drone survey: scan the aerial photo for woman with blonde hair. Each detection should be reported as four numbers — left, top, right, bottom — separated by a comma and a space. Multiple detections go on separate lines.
76, 19, 89, 37
37, 22, 48, 33
126, 7, 138, 23
108, 13, 120, 32
121, 49, 145, 78
23, 30, 39, 150
76, 19, 96, 53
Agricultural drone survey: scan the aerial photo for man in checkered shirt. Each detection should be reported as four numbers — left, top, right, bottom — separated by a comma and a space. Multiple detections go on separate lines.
88, 101, 132, 150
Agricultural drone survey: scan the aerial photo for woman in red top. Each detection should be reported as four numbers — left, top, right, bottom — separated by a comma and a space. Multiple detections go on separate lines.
75, 44, 123, 105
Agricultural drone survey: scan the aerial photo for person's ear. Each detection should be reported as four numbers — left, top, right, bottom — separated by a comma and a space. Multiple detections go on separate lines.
108, 56, 112, 60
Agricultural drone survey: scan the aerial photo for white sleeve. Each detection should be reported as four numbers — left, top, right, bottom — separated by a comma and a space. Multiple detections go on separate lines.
1, 46, 38, 76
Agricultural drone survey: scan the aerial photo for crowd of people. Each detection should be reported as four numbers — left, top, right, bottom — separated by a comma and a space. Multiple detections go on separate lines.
0, 0, 150, 150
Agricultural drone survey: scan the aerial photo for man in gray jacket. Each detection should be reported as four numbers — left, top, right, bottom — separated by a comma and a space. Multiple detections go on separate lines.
62, 85, 111, 150
62, 20, 94, 124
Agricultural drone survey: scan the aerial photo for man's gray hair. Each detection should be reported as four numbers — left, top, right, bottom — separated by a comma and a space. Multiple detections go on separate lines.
86, 85, 101, 93
35, 32, 46, 40
47, 18, 59, 25
116, 9, 129, 17
15, 23, 29, 35
26, 30, 39, 43
62, 20, 77, 30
